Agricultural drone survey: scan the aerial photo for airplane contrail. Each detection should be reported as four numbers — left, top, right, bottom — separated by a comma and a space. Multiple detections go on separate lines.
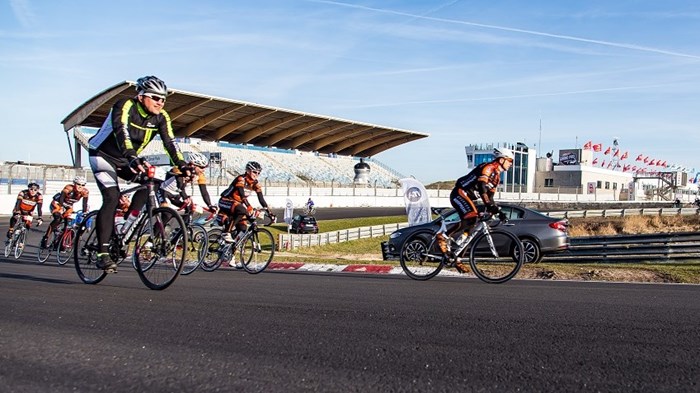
345, 83, 678, 108
311, 0, 700, 60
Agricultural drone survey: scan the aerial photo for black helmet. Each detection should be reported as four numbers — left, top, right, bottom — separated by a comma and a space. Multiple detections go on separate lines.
245, 161, 262, 173
28, 182, 40, 190
135, 75, 168, 97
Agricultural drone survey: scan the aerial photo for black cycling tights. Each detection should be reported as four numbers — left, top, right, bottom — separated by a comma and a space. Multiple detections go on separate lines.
96, 187, 148, 253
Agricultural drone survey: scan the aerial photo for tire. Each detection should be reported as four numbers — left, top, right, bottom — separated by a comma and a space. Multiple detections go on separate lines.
469, 230, 524, 284
73, 211, 107, 285
132, 207, 187, 290
14, 230, 26, 259
399, 231, 444, 280
56, 229, 76, 265
517, 238, 542, 264
37, 235, 52, 264
4, 238, 11, 258
201, 228, 225, 272
180, 224, 208, 275
240, 228, 274, 274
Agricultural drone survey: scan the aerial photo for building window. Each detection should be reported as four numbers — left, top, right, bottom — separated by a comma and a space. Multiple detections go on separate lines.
544, 178, 554, 187
613, 183, 617, 190
597, 181, 602, 189
605, 181, 610, 189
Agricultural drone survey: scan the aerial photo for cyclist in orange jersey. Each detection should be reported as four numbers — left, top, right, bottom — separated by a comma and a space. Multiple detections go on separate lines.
437, 148, 514, 268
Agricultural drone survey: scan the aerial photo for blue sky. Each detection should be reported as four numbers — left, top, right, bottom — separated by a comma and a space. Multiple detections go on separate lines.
2, 0, 699, 183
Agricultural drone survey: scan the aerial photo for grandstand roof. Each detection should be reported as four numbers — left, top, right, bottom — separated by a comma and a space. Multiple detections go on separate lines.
61, 81, 429, 157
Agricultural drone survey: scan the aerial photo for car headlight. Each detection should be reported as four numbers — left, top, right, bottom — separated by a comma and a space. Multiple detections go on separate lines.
389, 231, 402, 239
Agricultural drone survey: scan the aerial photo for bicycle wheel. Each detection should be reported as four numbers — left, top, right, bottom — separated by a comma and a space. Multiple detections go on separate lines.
14, 230, 26, 259
399, 231, 444, 280
132, 207, 187, 290
57, 228, 76, 265
73, 211, 107, 285
201, 228, 224, 272
240, 227, 275, 274
37, 234, 53, 264
4, 238, 11, 258
180, 224, 208, 275
469, 230, 524, 284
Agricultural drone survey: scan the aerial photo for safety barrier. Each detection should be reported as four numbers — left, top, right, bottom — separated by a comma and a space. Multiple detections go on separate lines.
544, 232, 700, 263
546, 207, 700, 219
278, 207, 700, 251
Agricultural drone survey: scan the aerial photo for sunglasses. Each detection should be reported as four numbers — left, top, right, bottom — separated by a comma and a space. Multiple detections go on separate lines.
250, 171, 261, 175
144, 94, 166, 103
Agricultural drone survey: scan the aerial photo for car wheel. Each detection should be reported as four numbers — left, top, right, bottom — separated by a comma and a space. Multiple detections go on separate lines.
518, 238, 542, 263
402, 237, 428, 262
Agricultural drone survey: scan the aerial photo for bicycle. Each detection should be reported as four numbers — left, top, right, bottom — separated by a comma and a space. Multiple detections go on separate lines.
38, 211, 84, 265
201, 208, 275, 274
73, 164, 188, 290
4, 214, 39, 259
303, 204, 316, 216
399, 211, 525, 284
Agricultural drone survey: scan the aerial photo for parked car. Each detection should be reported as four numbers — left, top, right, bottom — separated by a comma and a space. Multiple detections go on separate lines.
381, 203, 569, 263
289, 214, 319, 234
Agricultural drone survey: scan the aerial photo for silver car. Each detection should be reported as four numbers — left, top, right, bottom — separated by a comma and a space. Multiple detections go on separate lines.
381, 203, 569, 263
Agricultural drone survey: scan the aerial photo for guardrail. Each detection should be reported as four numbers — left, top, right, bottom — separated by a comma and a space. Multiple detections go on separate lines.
544, 232, 700, 263
277, 207, 700, 251
546, 207, 700, 219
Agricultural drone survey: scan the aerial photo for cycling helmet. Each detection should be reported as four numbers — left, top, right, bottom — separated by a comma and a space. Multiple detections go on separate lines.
27, 182, 40, 190
73, 176, 87, 186
246, 161, 262, 173
135, 75, 168, 97
493, 147, 515, 161
187, 152, 209, 168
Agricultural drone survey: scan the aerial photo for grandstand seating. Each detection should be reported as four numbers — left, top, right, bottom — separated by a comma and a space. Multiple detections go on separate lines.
137, 137, 404, 187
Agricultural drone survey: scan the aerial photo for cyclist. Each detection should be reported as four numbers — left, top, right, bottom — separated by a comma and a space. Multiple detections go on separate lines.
41, 176, 89, 248
157, 151, 218, 215
216, 161, 271, 248
88, 75, 189, 273
305, 197, 315, 213
7, 182, 44, 241
437, 147, 513, 270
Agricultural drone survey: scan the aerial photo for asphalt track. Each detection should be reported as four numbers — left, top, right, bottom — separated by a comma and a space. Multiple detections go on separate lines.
1, 210, 699, 392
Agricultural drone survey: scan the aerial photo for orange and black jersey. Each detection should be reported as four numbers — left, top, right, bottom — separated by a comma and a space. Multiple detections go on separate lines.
454, 161, 502, 204
52, 184, 89, 211
219, 175, 268, 208
88, 98, 185, 167
14, 189, 43, 216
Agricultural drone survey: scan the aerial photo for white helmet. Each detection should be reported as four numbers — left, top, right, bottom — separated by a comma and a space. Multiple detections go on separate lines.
136, 75, 168, 97
187, 152, 209, 168
73, 176, 87, 186
493, 147, 515, 161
